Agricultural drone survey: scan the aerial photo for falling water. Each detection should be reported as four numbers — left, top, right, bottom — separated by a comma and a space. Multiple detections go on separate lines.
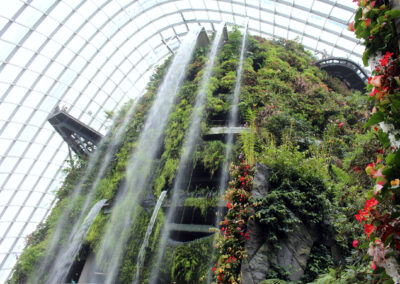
30, 108, 125, 283
31, 100, 139, 283
207, 22, 248, 284
93, 27, 202, 284
133, 191, 167, 284
44, 199, 107, 284
218, 21, 248, 209
149, 23, 225, 284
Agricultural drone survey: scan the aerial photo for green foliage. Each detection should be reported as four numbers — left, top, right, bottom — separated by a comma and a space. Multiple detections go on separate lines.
184, 197, 219, 215
302, 244, 334, 283
264, 262, 290, 281
118, 205, 165, 283
170, 236, 215, 283
10, 27, 387, 284
259, 280, 287, 284
195, 140, 226, 176
253, 142, 330, 247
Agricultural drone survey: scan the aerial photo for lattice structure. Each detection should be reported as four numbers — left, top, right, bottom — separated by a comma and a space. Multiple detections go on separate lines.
0, 0, 362, 280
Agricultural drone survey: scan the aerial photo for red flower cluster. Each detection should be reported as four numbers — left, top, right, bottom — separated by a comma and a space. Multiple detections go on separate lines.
355, 197, 378, 238
379, 52, 394, 67
213, 157, 254, 283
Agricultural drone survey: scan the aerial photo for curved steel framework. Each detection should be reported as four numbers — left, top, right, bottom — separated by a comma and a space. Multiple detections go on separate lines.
315, 57, 369, 92
0, 0, 362, 280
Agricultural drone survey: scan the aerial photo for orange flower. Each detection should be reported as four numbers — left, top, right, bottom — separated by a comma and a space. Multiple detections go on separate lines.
348, 21, 355, 31
391, 179, 400, 187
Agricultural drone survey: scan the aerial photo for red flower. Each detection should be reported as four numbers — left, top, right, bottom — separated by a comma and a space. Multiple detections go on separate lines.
377, 148, 384, 154
212, 267, 216, 271
365, 197, 378, 208
371, 261, 376, 270
364, 223, 375, 238
355, 213, 364, 223
369, 88, 378, 97
374, 126, 378, 132
365, 18, 371, 28
354, 166, 360, 172
379, 51, 394, 67
353, 239, 358, 247
227, 202, 232, 209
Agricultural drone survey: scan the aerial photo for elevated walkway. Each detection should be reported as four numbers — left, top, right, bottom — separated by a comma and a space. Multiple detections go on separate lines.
315, 57, 369, 92
48, 106, 103, 156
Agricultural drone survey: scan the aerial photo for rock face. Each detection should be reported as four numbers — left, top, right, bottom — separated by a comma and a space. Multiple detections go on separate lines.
251, 163, 270, 199
276, 222, 314, 281
241, 163, 338, 284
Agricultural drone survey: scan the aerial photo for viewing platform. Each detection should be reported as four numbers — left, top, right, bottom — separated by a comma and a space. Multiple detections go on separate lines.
48, 105, 103, 157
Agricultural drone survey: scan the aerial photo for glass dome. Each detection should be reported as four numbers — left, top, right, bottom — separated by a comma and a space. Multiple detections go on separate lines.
0, 0, 361, 281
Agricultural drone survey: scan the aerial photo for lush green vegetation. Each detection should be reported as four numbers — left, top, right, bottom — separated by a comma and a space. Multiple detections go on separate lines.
10, 20, 400, 283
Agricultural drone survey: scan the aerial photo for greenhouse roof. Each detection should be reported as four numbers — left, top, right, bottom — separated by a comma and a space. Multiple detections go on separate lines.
0, 0, 361, 281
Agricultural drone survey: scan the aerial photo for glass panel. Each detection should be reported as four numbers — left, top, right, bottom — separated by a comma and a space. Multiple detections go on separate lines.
31, 208, 47, 222
2, 23, 29, 44
20, 175, 39, 191
9, 142, 29, 158
1, 64, 21, 85
2, 254, 17, 270
3, 207, 20, 222
25, 193, 42, 207
17, 207, 34, 222
8, 222, 24, 238
0, 191, 13, 207
9, 47, 35, 68
9, 191, 29, 207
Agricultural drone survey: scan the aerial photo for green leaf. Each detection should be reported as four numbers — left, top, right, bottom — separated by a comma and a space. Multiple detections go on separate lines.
377, 130, 391, 148
364, 112, 384, 128
389, 96, 400, 112
362, 49, 370, 66
385, 9, 400, 18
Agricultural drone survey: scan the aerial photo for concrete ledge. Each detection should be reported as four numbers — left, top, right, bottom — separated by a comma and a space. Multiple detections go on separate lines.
208, 126, 247, 135
169, 223, 216, 233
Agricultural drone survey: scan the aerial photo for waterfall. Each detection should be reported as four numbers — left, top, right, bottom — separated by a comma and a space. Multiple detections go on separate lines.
30, 100, 139, 284
149, 23, 225, 284
93, 27, 201, 284
133, 191, 167, 284
217, 21, 248, 214
44, 199, 107, 284
207, 22, 248, 284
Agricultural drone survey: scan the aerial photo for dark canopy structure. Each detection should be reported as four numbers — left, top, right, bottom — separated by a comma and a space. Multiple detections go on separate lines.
315, 57, 369, 92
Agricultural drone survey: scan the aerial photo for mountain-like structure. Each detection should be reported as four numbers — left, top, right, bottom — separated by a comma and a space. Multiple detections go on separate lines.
10, 27, 380, 284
